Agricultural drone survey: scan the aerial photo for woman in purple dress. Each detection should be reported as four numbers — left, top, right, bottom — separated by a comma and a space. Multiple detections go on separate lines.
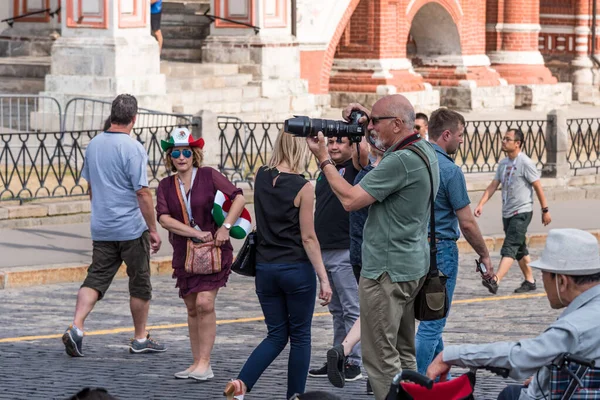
156, 127, 246, 381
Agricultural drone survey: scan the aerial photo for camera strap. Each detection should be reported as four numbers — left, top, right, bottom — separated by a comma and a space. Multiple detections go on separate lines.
390, 133, 422, 153
405, 144, 438, 277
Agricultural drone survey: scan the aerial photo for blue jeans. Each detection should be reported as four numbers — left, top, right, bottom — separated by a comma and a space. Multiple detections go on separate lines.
238, 262, 317, 399
415, 240, 459, 375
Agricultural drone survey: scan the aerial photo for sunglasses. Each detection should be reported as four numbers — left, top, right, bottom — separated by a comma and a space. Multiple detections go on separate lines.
171, 149, 193, 159
370, 116, 398, 125
414, 124, 421, 131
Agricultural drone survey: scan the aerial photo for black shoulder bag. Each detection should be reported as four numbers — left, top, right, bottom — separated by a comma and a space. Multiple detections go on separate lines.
230, 230, 257, 277
406, 144, 449, 321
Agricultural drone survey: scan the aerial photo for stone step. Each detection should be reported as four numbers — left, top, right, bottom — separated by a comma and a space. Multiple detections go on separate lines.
166, 73, 253, 92
160, 24, 209, 40
162, 38, 204, 49
0, 77, 45, 94
160, 61, 239, 77
172, 94, 321, 116
0, 56, 51, 79
0, 36, 54, 57
169, 86, 263, 105
161, 47, 202, 62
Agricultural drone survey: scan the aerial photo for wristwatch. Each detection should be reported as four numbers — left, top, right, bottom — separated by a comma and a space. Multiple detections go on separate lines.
223, 223, 232, 230
541, 207, 549, 213
319, 158, 335, 170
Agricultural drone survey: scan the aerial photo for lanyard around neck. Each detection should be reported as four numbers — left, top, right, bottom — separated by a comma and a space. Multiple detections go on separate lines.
178, 168, 197, 225
502, 153, 520, 203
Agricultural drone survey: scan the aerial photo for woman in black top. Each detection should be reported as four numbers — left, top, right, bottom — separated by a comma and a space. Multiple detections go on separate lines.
224, 131, 332, 400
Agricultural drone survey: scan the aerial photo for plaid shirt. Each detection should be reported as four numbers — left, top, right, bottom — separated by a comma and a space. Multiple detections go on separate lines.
444, 285, 600, 400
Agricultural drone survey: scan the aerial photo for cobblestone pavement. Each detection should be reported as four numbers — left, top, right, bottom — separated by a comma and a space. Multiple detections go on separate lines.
0, 250, 557, 400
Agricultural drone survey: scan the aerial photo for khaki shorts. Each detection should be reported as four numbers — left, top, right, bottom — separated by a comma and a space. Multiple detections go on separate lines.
82, 231, 152, 301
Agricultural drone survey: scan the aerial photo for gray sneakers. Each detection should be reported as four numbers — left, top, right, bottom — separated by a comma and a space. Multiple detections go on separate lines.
129, 333, 167, 354
62, 325, 84, 357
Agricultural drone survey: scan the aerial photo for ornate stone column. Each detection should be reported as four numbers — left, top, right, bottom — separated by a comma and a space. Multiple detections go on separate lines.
487, 0, 571, 110
38, 0, 169, 129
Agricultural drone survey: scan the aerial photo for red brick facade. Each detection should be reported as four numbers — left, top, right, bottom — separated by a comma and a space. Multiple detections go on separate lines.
302, 0, 599, 94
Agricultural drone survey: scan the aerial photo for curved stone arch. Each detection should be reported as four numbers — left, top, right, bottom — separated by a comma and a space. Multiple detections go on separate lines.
317, 0, 362, 94
406, 1, 463, 63
406, 0, 463, 24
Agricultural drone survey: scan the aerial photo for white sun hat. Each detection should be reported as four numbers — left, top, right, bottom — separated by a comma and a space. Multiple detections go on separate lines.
530, 229, 600, 275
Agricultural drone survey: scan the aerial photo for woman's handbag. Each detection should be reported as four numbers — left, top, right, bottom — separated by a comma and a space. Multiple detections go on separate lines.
406, 145, 449, 321
230, 231, 257, 277
184, 239, 222, 275
175, 174, 222, 275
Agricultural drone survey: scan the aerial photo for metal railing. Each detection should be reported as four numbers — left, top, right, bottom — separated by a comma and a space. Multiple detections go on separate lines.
62, 97, 194, 132
567, 118, 600, 175
0, 124, 190, 202
0, 95, 63, 134
202, 10, 260, 34
0, 6, 60, 27
218, 118, 548, 184
458, 119, 547, 173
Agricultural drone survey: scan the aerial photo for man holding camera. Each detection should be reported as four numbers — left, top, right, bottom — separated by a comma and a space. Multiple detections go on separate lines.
307, 94, 439, 399
415, 109, 494, 375
308, 137, 363, 382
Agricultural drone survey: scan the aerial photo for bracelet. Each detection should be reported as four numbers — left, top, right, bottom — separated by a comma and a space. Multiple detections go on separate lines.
319, 159, 335, 170
541, 207, 549, 213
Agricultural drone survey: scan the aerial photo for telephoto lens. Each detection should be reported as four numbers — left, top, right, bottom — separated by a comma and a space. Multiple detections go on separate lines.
283, 111, 367, 142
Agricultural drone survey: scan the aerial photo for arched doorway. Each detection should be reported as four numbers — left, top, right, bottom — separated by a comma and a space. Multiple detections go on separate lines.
408, 2, 462, 68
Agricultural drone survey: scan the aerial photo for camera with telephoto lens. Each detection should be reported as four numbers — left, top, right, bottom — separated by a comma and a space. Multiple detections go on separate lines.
284, 111, 367, 143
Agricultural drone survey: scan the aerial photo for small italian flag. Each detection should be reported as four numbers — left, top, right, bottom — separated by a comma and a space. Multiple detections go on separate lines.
212, 190, 252, 239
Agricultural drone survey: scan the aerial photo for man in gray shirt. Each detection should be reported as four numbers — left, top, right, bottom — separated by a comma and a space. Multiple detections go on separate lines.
474, 128, 551, 294
62, 94, 166, 357
426, 228, 600, 400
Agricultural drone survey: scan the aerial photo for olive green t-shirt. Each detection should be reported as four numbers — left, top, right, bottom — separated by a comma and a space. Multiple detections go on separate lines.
359, 139, 440, 282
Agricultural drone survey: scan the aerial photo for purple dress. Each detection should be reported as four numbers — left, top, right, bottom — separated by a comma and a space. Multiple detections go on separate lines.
156, 167, 243, 298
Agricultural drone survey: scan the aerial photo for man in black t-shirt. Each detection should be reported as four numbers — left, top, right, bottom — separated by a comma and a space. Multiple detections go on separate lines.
308, 137, 363, 382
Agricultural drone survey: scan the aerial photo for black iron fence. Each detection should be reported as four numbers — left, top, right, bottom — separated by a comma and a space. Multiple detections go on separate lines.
217, 117, 548, 184
458, 119, 547, 173
567, 118, 600, 175
0, 125, 189, 202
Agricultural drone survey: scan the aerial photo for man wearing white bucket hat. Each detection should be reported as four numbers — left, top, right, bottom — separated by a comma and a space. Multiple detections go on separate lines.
427, 229, 600, 400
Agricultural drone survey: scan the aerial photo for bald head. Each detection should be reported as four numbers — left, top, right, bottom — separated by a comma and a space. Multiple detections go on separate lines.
374, 94, 415, 133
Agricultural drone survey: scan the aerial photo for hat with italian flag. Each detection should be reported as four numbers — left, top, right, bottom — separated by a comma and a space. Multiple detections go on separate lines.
161, 127, 205, 151
212, 190, 252, 239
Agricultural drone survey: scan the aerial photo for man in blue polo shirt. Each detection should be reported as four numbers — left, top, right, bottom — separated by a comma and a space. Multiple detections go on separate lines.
415, 108, 495, 375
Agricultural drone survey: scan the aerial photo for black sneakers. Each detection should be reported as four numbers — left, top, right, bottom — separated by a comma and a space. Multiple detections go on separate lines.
366, 379, 373, 395
514, 280, 537, 293
327, 344, 346, 387
344, 363, 363, 381
308, 363, 328, 378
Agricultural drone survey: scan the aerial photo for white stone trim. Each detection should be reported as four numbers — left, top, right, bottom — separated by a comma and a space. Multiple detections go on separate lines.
540, 25, 575, 34
576, 37, 589, 43
415, 54, 491, 67
406, 0, 463, 17
494, 23, 541, 33
576, 45, 589, 52
332, 58, 414, 72
488, 51, 545, 65
574, 26, 591, 35
298, 42, 329, 51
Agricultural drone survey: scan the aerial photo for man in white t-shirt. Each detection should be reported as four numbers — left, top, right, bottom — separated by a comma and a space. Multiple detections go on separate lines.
474, 128, 552, 294
62, 94, 166, 357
